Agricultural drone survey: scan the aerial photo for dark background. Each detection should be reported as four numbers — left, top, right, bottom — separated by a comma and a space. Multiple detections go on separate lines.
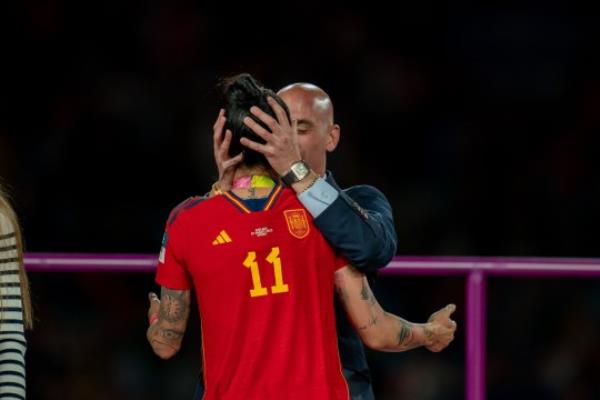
1, 1, 599, 399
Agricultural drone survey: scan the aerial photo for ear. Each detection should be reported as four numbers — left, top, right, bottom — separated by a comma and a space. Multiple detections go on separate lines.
326, 124, 340, 153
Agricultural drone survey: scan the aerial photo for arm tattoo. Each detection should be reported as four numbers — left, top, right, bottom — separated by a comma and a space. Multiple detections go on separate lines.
360, 280, 377, 306
358, 280, 379, 330
160, 328, 184, 341
358, 315, 378, 331
148, 287, 190, 354
159, 288, 190, 323
397, 321, 413, 345
390, 314, 413, 346
360, 282, 369, 300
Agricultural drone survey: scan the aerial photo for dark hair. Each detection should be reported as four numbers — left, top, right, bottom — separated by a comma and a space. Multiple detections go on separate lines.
221, 73, 291, 167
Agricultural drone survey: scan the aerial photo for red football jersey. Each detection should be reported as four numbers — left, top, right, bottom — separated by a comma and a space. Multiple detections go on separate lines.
156, 183, 350, 400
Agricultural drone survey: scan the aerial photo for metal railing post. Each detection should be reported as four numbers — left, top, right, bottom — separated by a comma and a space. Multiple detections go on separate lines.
466, 269, 486, 400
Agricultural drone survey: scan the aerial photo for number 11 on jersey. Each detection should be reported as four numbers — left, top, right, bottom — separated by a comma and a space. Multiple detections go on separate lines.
243, 246, 289, 298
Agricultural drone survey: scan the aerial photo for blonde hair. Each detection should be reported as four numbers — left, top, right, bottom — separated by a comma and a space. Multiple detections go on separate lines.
0, 185, 33, 329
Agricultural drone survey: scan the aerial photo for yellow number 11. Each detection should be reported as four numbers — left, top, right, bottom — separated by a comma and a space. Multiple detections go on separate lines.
243, 246, 289, 298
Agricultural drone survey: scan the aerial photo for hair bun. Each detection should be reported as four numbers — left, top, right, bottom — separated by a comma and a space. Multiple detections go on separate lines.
222, 73, 264, 108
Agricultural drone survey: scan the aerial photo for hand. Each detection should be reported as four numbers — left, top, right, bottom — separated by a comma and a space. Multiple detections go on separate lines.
239, 97, 301, 176
213, 109, 244, 192
148, 292, 160, 325
423, 304, 457, 352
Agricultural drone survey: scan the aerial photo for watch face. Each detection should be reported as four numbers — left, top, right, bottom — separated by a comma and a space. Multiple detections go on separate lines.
292, 161, 309, 178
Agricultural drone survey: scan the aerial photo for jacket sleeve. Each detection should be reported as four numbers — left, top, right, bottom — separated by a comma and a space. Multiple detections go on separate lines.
313, 184, 397, 273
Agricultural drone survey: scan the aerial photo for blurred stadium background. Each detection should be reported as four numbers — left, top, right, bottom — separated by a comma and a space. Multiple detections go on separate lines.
1, 1, 599, 399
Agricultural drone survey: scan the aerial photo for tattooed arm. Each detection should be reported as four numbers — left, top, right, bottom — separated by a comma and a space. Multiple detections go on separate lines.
146, 287, 191, 359
334, 265, 457, 352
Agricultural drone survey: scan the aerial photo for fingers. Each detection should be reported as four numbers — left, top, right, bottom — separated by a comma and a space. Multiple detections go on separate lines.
240, 136, 271, 156
435, 304, 457, 319
148, 292, 160, 319
219, 154, 243, 190
222, 152, 244, 171
266, 96, 290, 127
243, 116, 273, 141
439, 303, 456, 315
213, 109, 226, 147
218, 129, 233, 159
148, 292, 159, 303
443, 304, 457, 330
148, 295, 160, 325
249, 105, 280, 133
426, 313, 457, 353
441, 317, 457, 331
213, 109, 227, 164
439, 304, 457, 329
427, 330, 456, 352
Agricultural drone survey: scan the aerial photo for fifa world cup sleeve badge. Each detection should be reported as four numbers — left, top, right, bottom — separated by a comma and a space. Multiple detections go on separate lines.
283, 209, 310, 239
158, 232, 168, 263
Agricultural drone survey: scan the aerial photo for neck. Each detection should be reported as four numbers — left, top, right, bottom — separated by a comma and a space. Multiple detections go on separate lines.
231, 165, 277, 200
233, 165, 274, 181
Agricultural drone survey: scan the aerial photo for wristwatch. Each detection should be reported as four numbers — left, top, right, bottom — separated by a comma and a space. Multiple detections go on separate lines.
280, 160, 311, 186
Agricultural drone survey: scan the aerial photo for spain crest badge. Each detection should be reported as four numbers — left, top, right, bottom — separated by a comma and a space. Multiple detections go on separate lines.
284, 209, 310, 239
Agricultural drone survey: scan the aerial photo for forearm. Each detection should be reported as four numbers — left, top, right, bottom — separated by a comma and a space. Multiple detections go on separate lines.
335, 266, 430, 352
147, 287, 190, 359
376, 313, 432, 352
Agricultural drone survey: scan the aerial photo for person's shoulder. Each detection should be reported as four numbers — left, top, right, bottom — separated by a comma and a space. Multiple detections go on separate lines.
0, 209, 15, 236
343, 184, 388, 200
166, 195, 209, 227
326, 171, 386, 198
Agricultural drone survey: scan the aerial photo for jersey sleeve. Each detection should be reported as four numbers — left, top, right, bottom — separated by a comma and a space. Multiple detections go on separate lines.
155, 213, 192, 290
333, 251, 350, 272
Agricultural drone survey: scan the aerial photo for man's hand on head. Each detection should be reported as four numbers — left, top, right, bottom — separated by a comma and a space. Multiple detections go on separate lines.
240, 97, 302, 176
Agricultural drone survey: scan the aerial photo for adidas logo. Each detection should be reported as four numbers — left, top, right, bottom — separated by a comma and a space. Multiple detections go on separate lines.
212, 230, 233, 245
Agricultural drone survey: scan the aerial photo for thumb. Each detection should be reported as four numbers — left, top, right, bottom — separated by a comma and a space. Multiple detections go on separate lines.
431, 304, 455, 321
446, 304, 457, 315
223, 152, 244, 171
149, 292, 159, 304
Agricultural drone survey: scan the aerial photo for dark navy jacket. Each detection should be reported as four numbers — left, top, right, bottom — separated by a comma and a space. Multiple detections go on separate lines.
192, 172, 397, 400
320, 172, 397, 399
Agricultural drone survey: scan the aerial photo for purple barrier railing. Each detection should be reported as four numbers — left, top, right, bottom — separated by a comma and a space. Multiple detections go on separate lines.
23, 253, 600, 400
